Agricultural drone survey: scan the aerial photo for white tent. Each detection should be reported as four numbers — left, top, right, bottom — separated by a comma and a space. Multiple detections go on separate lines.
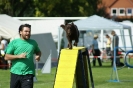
120, 20, 133, 34
119, 21, 133, 49
58, 15, 133, 54
73, 15, 131, 30
0, 14, 21, 40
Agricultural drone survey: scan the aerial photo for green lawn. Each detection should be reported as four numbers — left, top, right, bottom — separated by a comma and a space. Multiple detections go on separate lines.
0, 61, 133, 88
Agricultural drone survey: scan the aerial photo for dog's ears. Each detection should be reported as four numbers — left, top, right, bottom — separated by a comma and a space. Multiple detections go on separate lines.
60, 25, 65, 30
65, 22, 68, 25
71, 22, 74, 25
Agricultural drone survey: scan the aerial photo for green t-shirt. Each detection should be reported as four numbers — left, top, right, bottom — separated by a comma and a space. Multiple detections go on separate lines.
6, 38, 40, 75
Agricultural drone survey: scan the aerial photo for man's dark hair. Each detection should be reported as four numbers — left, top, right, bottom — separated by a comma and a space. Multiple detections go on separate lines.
19, 24, 31, 36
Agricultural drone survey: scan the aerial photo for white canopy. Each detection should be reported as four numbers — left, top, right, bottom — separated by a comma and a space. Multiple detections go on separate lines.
0, 14, 21, 40
58, 15, 133, 54
74, 15, 131, 30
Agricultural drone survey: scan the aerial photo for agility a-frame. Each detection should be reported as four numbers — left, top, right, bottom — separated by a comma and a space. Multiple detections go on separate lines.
54, 47, 94, 88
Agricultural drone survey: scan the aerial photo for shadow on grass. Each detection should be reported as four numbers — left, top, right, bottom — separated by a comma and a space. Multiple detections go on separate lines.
91, 65, 112, 68
34, 81, 44, 84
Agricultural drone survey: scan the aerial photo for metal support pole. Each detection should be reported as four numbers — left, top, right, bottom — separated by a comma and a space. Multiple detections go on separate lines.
79, 50, 87, 88
85, 48, 95, 88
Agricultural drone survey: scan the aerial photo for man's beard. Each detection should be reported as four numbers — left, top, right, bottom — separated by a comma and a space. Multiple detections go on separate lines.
21, 35, 30, 40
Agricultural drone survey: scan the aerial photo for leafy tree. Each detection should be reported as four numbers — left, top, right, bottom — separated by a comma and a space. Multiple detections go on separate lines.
0, 0, 104, 17
0, 0, 12, 15
0, 0, 35, 16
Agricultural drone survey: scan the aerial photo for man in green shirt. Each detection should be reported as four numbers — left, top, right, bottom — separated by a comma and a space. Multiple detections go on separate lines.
5, 24, 41, 88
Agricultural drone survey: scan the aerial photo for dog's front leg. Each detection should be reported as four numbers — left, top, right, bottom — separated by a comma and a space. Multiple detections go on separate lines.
67, 37, 72, 49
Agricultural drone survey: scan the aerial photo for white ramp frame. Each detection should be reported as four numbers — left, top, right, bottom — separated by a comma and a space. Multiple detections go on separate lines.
41, 50, 52, 73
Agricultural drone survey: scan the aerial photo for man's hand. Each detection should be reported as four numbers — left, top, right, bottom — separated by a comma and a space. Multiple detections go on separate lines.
18, 53, 26, 59
35, 52, 41, 62
35, 55, 40, 62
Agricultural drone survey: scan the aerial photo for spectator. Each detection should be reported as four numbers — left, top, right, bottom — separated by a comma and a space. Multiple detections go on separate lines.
105, 34, 111, 58
111, 30, 120, 66
0, 36, 8, 69
92, 34, 102, 66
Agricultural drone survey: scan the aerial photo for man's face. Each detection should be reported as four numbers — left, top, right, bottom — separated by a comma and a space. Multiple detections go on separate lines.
111, 32, 115, 36
20, 27, 31, 40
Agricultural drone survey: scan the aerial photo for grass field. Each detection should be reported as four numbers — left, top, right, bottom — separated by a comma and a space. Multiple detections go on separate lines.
0, 60, 133, 88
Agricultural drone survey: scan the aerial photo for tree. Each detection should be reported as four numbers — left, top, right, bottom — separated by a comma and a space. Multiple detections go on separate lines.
0, 0, 13, 16
0, 0, 103, 17
33, 0, 90, 17
0, 0, 35, 17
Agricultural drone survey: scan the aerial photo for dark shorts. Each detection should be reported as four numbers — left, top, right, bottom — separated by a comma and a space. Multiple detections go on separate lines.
93, 49, 100, 56
106, 47, 111, 56
10, 73, 34, 88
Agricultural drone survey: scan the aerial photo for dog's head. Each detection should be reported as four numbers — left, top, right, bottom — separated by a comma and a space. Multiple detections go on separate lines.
60, 22, 75, 36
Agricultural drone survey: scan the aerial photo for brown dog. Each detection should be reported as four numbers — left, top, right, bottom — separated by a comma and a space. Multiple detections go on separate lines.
61, 22, 79, 49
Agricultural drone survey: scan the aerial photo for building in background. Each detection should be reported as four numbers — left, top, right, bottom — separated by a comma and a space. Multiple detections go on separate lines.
99, 0, 133, 20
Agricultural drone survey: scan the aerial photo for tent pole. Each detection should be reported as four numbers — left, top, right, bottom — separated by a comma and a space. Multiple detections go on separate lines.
100, 30, 104, 49
57, 27, 61, 56
128, 28, 133, 49
120, 29, 126, 51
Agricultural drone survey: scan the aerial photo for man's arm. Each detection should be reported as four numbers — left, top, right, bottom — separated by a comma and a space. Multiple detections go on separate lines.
4, 53, 26, 60
35, 51, 41, 61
